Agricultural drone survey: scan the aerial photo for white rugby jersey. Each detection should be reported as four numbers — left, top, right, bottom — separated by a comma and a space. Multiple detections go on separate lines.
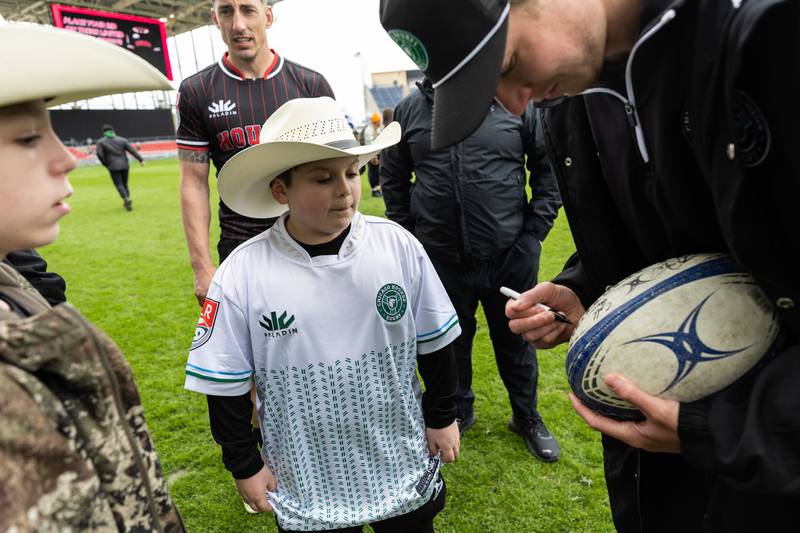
185, 212, 460, 531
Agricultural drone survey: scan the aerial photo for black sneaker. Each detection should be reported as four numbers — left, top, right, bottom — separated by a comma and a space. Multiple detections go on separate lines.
456, 412, 475, 435
509, 417, 560, 463
123, 199, 132, 211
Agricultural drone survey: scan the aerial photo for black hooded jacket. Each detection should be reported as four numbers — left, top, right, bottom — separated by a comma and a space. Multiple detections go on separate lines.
544, 0, 800, 530
95, 135, 143, 171
380, 79, 561, 263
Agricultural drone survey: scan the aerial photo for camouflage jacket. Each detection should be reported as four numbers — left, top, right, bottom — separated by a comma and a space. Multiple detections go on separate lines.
0, 263, 184, 532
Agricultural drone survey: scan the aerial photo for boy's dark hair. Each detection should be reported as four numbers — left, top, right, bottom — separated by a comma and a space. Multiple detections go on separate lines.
272, 167, 294, 188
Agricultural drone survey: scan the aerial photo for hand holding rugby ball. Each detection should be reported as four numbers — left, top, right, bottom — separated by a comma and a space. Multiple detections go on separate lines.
566, 254, 780, 420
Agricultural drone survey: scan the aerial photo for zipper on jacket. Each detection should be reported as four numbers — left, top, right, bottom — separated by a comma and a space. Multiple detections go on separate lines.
580, 9, 677, 163
451, 142, 472, 263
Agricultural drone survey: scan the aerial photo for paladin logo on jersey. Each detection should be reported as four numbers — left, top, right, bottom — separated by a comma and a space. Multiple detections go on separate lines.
208, 99, 237, 119
259, 310, 298, 338
376, 283, 407, 322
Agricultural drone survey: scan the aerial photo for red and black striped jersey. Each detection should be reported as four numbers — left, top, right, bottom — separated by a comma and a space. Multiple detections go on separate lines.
176, 51, 334, 241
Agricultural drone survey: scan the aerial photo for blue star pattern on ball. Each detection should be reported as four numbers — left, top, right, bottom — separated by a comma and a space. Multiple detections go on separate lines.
625, 293, 750, 394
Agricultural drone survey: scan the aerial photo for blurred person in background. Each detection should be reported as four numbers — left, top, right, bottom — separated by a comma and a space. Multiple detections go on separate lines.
382, 106, 394, 127
360, 111, 383, 197
95, 124, 144, 211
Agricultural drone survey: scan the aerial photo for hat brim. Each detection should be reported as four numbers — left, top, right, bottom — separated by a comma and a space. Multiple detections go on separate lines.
430, 16, 507, 150
0, 23, 172, 108
218, 122, 401, 219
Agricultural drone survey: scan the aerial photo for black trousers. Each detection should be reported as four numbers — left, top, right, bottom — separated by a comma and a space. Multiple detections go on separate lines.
429, 233, 542, 421
217, 237, 243, 264
277, 476, 446, 533
367, 162, 380, 189
108, 168, 130, 200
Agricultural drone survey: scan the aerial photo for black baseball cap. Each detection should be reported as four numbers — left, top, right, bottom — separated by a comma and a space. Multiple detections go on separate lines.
380, 0, 509, 149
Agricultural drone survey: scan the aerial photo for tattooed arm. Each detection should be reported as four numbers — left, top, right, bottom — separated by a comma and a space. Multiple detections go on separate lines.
179, 148, 216, 305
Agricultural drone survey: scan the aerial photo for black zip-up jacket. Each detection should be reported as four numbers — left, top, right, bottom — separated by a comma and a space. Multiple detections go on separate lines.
95, 135, 143, 171
545, 0, 799, 531
381, 80, 560, 263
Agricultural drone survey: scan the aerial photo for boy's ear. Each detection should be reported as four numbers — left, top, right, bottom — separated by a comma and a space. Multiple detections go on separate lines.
270, 178, 289, 205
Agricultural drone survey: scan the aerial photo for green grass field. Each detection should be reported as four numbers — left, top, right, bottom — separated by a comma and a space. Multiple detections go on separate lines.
42, 158, 612, 532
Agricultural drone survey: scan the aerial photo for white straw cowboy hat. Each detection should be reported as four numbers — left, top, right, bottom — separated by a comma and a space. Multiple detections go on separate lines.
0, 22, 171, 108
218, 97, 401, 219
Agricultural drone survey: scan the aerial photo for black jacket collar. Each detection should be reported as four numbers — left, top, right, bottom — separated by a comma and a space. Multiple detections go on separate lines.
417, 77, 434, 102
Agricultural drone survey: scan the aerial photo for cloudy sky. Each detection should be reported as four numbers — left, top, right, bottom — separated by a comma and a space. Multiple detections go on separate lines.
76, 0, 414, 122
165, 0, 415, 123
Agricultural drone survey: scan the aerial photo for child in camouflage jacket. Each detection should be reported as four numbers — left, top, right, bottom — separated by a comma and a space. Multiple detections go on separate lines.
0, 22, 182, 531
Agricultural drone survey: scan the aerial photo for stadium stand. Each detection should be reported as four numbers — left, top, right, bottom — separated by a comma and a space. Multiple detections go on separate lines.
69, 140, 178, 167
369, 86, 405, 112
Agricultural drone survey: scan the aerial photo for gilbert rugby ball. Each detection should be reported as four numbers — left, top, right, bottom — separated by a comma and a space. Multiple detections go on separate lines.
566, 254, 780, 420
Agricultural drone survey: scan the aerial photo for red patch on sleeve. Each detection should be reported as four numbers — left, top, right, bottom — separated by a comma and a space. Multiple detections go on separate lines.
192, 298, 220, 350
198, 298, 219, 328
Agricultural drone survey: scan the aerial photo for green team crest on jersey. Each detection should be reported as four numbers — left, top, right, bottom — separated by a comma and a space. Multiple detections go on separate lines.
388, 29, 429, 71
376, 283, 408, 322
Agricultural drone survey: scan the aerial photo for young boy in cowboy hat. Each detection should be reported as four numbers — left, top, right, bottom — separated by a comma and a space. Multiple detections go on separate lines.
185, 96, 461, 532
0, 22, 183, 530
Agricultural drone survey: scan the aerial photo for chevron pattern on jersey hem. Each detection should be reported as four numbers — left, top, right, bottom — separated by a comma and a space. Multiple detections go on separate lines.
417, 314, 459, 344
255, 337, 433, 530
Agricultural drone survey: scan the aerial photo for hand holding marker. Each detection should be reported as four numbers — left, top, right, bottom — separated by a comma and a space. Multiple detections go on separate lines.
500, 286, 573, 325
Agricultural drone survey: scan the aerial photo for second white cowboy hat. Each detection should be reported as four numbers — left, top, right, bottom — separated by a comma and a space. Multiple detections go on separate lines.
218, 97, 401, 219
0, 22, 171, 108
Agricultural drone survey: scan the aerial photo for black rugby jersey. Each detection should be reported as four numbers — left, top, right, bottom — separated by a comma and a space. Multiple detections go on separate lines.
176, 51, 334, 241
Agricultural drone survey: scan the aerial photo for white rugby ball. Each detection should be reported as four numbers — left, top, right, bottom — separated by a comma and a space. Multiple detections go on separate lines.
566, 254, 780, 420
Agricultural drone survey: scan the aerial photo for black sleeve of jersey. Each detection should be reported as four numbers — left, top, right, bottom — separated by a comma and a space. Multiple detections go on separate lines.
417, 343, 457, 428
176, 78, 210, 144
207, 393, 263, 479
